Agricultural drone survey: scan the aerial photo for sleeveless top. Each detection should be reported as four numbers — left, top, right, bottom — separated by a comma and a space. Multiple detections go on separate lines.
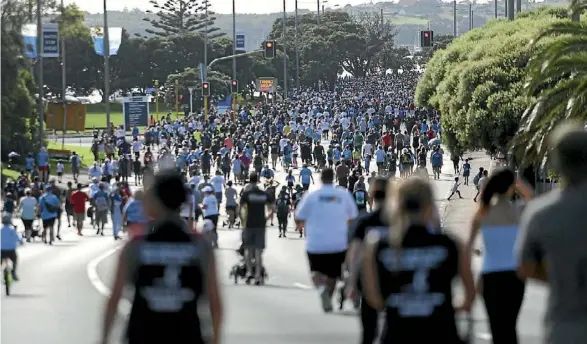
124, 216, 212, 344
480, 201, 521, 273
374, 225, 462, 343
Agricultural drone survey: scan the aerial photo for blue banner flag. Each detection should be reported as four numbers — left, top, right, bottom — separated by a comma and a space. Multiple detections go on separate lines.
91, 27, 123, 56
235, 32, 245, 50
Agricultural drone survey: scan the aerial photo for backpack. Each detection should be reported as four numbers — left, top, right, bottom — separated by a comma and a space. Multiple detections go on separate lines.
473, 174, 481, 186
43, 197, 60, 213
95, 196, 109, 212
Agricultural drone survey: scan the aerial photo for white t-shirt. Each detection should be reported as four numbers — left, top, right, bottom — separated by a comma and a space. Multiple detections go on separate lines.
202, 194, 219, 217
209, 175, 225, 193
180, 195, 196, 218
295, 184, 358, 253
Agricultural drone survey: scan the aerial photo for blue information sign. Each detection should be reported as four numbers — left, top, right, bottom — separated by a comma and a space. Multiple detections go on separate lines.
235, 33, 245, 50
123, 96, 150, 130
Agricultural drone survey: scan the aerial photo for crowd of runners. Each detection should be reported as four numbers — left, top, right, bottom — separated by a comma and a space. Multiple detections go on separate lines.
5, 69, 584, 344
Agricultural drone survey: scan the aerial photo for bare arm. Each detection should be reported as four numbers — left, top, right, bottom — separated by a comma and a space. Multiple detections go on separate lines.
101, 246, 127, 344
207, 252, 223, 344
361, 234, 384, 309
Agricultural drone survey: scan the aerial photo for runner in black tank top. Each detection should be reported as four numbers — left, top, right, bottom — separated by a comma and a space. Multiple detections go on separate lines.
100, 171, 223, 344
125, 217, 212, 344
372, 225, 462, 343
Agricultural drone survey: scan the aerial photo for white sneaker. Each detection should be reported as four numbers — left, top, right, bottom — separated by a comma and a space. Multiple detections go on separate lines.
318, 285, 333, 313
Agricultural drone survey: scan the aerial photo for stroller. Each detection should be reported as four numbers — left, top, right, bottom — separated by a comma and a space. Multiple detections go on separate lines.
229, 244, 268, 285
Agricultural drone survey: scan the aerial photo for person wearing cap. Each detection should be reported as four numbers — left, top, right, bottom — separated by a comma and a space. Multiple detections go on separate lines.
101, 170, 223, 344
38, 185, 60, 245
1, 213, 24, 280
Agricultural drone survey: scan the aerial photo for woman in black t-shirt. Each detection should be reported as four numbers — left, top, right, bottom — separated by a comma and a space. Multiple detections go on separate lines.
362, 177, 475, 344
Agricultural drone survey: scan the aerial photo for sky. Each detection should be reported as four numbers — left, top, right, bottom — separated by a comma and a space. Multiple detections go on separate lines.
64, 0, 376, 15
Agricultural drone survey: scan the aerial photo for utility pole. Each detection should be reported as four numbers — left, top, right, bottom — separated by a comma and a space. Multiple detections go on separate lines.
232, 0, 236, 82
380, 8, 384, 27
469, 3, 472, 31
505, 0, 508, 18
471, 10, 474, 29
36, 0, 44, 142
453, 0, 457, 37
516, 0, 521, 13
295, 0, 300, 90
204, 0, 209, 80
104, 0, 111, 130
316, 0, 320, 24
282, 0, 287, 100
495, 0, 498, 18
60, 0, 67, 148
508, 0, 514, 20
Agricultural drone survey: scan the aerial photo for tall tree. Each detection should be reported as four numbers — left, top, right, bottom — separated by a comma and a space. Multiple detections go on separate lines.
1, 0, 46, 161
144, 0, 224, 39
513, 1, 587, 163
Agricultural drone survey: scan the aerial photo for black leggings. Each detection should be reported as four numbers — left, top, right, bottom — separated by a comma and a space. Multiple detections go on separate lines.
360, 296, 379, 344
482, 271, 526, 344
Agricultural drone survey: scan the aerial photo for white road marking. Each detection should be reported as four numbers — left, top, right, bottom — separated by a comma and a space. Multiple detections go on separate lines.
86, 245, 131, 314
292, 282, 313, 290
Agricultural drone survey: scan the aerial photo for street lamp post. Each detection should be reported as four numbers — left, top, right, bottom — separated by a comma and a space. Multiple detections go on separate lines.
36, 0, 44, 143
295, 0, 300, 90
103, 0, 111, 131
282, 0, 287, 100
188, 87, 194, 114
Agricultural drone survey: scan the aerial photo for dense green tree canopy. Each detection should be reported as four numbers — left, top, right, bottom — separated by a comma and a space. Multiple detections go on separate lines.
143, 0, 223, 38
415, 7, 570, 158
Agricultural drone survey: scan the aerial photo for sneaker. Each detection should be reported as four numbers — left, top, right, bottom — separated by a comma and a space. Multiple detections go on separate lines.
56, 235, 62, 241
318, 285, 333, 313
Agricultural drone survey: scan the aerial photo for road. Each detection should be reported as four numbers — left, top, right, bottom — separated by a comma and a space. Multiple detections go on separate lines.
0, 149, 547, 344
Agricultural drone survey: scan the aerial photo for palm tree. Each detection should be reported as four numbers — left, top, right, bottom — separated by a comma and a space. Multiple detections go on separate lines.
511, 0, 587, 164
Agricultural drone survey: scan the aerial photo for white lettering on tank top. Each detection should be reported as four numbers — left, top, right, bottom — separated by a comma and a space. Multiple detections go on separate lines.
378, 246, 448, 317
139, 243, 200, 312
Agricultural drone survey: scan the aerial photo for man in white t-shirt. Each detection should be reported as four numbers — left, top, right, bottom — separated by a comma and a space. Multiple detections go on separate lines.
295, 168, 358, 313
209, 171, 225, 210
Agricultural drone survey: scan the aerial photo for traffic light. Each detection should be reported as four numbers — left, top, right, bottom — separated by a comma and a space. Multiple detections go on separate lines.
201, 82, 210, 97
230, 80, 239, 93
264, 40, 275, 59
420, 30, 433, 47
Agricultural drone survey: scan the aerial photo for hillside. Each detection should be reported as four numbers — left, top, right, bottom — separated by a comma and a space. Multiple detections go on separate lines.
83, 0, 565, 47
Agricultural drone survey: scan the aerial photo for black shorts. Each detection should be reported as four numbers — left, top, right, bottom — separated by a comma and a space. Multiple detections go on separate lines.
42, 217, 56, 229
302, 183, 310, 191
306, 250, 346, 279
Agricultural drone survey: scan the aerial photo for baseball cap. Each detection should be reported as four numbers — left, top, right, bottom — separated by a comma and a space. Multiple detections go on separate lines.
202, 186, 214, 193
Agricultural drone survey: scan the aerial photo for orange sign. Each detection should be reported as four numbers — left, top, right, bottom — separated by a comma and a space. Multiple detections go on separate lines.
257, 78, 276, 92
46, 103, 87, 131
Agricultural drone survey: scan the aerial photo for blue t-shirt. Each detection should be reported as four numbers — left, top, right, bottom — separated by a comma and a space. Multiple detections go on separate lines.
39, 193, 60, 220
25, 157, 35, 170
1, 225, 22, 250
37, 151, 49, 167
375, 149, 385, 162
431, 152, 442, 167
124, 199, 147, 224
300, 167, 312, 185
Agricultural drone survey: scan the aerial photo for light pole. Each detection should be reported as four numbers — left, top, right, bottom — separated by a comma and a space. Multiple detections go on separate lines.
60, 0, 67, 148
36, 0, 44, 143
103, 0, 111, 131
282, 0, 287, 99
204, 0, 209, 81
188, 87, 194, 114
232, 0, 236, 81
295, 0, 300, 90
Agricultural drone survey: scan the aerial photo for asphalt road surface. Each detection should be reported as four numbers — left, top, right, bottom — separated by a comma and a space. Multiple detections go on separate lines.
1, 152, 547, 344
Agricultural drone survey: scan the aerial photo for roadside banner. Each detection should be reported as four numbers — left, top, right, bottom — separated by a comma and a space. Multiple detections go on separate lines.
91, 27, 123, 56
21, 23, 60, 58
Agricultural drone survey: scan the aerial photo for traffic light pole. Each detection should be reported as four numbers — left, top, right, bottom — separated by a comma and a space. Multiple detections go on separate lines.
207, 49, 263, 70
204, 50, 263, 120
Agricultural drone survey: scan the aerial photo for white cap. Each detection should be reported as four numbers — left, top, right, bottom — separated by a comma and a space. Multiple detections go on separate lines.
202, 186, 213, 193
